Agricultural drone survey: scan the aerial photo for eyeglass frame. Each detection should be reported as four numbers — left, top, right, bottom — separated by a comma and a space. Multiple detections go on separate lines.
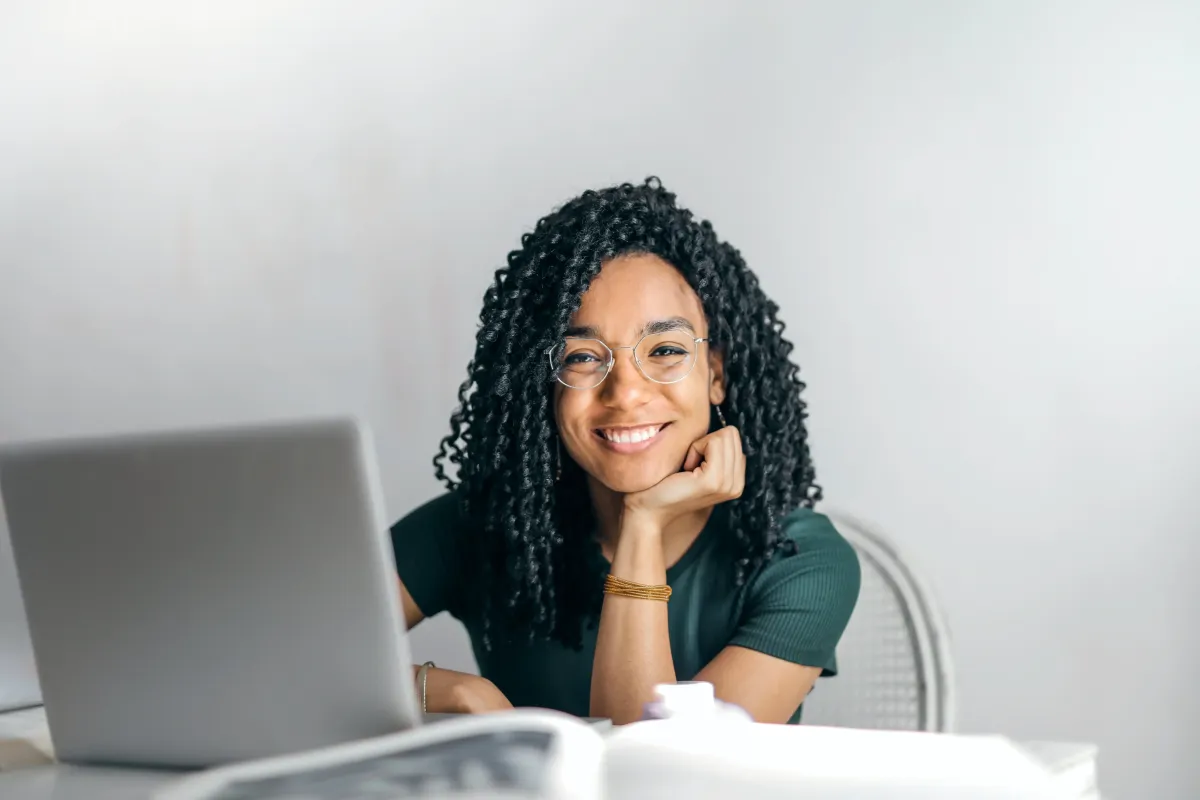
545, 333, 713, 390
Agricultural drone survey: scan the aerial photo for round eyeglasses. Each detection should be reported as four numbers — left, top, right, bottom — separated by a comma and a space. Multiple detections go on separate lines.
547, 333, 711, 390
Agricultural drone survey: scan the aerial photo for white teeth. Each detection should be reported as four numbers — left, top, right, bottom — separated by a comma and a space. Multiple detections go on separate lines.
601, 425, 662, 444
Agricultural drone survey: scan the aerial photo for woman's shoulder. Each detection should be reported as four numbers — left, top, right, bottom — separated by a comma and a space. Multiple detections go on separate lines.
389, 490, 478, 569
389, 490, 477, 620
389, 490, 465, 535
726, 505, 862, 675
750, 506, 862, 598
779, 507, 854, 553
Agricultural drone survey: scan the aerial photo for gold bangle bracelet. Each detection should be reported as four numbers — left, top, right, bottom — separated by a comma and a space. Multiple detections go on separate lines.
604, 573, 672, 602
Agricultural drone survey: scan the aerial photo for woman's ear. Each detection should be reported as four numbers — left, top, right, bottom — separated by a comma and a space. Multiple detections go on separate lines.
708, 347, 727, 406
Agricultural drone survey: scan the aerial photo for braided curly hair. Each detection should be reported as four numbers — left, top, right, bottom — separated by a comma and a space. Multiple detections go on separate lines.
434, 177, 820, 649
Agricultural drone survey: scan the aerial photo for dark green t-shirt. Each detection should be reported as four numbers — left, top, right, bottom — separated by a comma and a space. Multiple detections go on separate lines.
390, 493, 860, 723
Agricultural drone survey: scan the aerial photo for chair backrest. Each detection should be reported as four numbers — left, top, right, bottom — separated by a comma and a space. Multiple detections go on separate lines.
800, 511, 956, 732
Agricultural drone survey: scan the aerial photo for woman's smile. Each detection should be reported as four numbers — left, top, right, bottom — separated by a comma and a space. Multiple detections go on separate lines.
593, 422, 672, 453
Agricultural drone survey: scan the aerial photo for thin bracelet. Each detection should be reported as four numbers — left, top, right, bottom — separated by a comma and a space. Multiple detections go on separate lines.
417, 661, 436, 714
604, 573, 672, 602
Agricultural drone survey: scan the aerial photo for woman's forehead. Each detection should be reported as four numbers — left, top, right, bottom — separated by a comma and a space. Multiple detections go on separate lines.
570, 254, 706, 337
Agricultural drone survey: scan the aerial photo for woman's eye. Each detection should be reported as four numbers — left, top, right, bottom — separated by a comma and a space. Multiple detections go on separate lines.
564, 352, 601, 365
649, 346, 687, 358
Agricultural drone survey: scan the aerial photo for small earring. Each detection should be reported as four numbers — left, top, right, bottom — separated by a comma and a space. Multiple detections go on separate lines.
555, 437, 562, 482
714, 404, 727, 428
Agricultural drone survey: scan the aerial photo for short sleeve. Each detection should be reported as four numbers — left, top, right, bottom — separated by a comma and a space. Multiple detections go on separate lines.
389, 492, 466, 619
728, 509, 861, 675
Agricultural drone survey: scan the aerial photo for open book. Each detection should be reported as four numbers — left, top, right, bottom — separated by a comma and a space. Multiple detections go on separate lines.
153, 710, 604, 800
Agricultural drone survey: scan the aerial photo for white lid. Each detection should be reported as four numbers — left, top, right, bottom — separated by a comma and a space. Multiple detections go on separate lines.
653, 681, 716, 716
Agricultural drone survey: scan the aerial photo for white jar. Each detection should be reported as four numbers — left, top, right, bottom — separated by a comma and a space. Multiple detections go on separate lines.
640, 681, 752, 722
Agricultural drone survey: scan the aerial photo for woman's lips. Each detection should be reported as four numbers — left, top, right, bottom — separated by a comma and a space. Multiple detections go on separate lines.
593, 423, 671, 454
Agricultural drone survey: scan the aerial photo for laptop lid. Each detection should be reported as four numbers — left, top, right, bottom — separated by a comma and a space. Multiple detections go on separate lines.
0, 418, 420, 767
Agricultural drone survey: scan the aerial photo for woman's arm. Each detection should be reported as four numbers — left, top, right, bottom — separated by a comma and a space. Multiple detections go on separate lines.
698, 511, 861, 722
399, 577, 512, 713
589, 515, 676, 723
391, 495, 512, 713
589, 427, 744, 724
589, 429, 860, 724
695, 647, 822, 723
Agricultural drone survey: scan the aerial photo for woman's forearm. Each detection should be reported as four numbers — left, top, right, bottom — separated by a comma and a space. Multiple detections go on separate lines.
417, 665, 513, 714
589, 517, 676, 723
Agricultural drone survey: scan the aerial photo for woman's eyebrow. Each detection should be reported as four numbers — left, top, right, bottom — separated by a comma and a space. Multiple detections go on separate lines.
563, 317, 697, 340
564, 324, 601, 338
641, 317, 696, 336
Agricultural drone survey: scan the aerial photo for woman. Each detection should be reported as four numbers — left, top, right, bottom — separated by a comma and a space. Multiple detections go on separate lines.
392, 177, 860, 725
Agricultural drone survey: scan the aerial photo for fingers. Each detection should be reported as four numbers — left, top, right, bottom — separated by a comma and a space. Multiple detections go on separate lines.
719, 426, 744, 499
730, 432, 745, 499
723, 432, 737, 494
683, 430, 718, 476
722, 427, 744, 499
689, 427, 745, 500
628, 427, 745, 521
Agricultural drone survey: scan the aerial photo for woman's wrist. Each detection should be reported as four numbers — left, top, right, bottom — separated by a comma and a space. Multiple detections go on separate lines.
617, 507, 667, 541
420, 666, 512, 714
415, 660, 435, 713
610, 513, 668, 586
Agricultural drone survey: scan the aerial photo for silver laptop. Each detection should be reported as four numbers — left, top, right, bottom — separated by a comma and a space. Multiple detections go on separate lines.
0, 418, 421, 767
0, 505, 40, 713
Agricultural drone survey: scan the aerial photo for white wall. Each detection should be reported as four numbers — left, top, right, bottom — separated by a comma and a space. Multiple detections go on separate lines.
2, 2, 1197, 795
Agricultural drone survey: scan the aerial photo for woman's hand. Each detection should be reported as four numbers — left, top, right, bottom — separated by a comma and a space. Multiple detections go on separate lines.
622, 426, 745, 530
420, 666, 513, 714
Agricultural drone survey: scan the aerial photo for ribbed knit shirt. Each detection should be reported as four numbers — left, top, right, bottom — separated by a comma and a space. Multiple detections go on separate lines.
391, 494, 861, 724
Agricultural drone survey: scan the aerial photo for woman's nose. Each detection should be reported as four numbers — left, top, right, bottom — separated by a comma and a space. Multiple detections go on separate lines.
599, 348, 651, 406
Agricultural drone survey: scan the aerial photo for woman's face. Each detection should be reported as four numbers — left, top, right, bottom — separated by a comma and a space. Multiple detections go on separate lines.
554, 254, 725, 494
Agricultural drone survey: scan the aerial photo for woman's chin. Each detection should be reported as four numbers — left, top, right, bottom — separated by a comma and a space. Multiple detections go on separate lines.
596, 466, 677, 495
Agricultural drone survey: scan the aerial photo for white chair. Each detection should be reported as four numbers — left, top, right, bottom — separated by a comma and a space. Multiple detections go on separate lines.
800, 511, 956, 732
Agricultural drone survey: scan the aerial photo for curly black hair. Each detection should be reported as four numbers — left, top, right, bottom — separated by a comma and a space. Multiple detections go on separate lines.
433, 177, 820, 650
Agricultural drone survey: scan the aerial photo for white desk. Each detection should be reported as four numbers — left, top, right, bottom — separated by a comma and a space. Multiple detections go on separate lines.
1, 708, 170, 798
0, 745, 1101, 800
0, 707, 1099, 800
0, 764, 178, 799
